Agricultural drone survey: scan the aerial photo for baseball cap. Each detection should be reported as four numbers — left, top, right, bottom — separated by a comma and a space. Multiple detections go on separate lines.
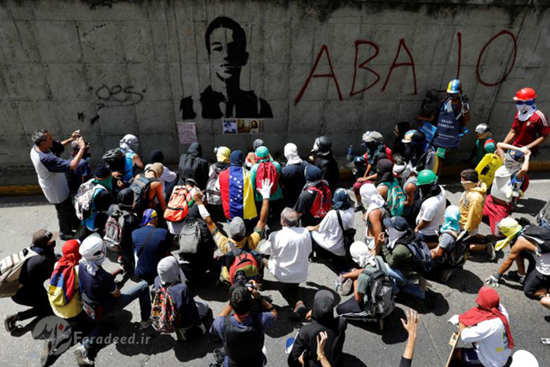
229, 217, 246, 239
382, 216, 409, 231
32, 229, 58, 246
475, 123, 490, 134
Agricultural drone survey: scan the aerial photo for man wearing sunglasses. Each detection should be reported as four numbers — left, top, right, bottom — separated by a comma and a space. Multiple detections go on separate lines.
503, 87, 550, 156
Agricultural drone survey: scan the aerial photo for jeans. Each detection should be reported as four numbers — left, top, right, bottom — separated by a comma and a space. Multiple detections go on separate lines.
82, 281, 151, 353
385, 266, 425, 299
54, 195, 79, 235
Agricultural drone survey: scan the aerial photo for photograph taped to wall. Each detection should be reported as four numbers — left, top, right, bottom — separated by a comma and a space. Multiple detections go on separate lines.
222, 119, 237, 134
177, 122, 198, 144
237, 119, 264, 134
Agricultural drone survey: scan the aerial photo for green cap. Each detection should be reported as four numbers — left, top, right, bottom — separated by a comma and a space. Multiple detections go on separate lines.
417, 169, 438, 186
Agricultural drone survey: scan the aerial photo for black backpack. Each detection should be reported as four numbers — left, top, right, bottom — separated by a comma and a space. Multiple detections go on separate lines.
406, 237, 433, 273
102, 148, 126, 173
336, 210, 356, 250
522, 226, 550, 253
441, 231, 469, 268
179, 155, 201, 183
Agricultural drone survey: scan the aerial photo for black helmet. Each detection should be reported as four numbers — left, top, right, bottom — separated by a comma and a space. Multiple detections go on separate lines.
411, 131, 426, 145
313, 136, 332, 153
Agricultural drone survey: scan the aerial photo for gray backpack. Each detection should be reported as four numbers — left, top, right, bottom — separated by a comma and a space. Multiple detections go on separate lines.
177, 221, 202, 254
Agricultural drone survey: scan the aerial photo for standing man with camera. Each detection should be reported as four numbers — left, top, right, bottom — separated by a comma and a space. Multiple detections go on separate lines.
30, 129, 86, 240
210, 281, 277, 367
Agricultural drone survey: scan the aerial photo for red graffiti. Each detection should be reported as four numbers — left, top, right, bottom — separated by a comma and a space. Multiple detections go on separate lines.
476, 30, 517, 87
349, 40, 381, 96
293, 29, 518, 105
382, 39, 417, 94
456, 32, 462, 80
294, 45, 343, 105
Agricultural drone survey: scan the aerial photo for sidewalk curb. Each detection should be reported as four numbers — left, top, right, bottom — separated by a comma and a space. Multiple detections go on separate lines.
2, 161, 549, 197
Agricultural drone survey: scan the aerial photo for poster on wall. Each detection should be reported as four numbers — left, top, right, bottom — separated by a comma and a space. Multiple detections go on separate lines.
222, 119, 237, 134
177, 122, 198, 144
237, 119, 264, 134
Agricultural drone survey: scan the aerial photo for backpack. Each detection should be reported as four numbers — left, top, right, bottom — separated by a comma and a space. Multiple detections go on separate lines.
152, 285, 179, 333
363, 259, 395, 319
74, 179, 104, 221
405, 237, 433, 273
0, 247, 39, 298
441, 231, 469, 267
164, 186, 192, 223
102, 148, 126, 173
227, 240, 260, 285
179, 155, 201, 183
206, 166, 223, 205
336, 210, 356, 250
522, 226, 550, 253
255, 160, 279, 196
177, 221, 202, 254
129, 176, 158, 211
536, 200, 550, 229
307, 182, 332, 219
104, 206, 132, 252
384, 181, 406, 217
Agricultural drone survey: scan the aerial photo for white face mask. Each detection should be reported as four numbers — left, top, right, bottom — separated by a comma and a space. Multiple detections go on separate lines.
516, 103, 535, 122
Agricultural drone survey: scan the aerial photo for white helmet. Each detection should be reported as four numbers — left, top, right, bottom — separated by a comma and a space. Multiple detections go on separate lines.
510, 350, 538, 367
79, 233, 106, 262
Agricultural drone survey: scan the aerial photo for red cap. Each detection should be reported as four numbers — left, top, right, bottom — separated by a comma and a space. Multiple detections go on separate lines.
513, 87, 537, 102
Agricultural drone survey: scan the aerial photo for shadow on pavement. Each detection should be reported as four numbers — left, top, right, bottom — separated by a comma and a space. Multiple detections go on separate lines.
513, 197, 546, 216
347, 306, 408, 345
341, 352, 369, 366
443, 269, 484, 294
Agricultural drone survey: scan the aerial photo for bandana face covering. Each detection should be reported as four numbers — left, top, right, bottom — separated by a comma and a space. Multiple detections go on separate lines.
461, 180, 476, 191
386, 227, 406, 249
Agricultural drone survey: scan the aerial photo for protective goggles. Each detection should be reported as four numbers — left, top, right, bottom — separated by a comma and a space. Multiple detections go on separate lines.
515, 100, 535, 106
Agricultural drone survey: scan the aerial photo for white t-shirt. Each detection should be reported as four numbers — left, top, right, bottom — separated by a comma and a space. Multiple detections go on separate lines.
491, 168, 513, 203
30, 146, 71, 204
312, 208, 354, 257
263, 226, 312, 284
416, 186, 446, 236
461, 305, 512, 367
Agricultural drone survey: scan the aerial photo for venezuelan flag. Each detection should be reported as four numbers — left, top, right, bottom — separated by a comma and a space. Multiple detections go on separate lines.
219, 166, 258, 220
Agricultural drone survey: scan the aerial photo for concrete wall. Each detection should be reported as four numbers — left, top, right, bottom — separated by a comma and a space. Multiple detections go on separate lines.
1, 0, 549, 168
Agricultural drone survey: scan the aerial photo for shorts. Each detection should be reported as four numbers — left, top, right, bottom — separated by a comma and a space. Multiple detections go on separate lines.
461, 348, 483, 366
483, 195, 512, 235
353, 180, 372, 196
523, 269, 550, 299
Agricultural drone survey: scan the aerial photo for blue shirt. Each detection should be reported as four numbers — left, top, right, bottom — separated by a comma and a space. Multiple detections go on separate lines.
132, 226, 169, 284
78, 263, 117, 310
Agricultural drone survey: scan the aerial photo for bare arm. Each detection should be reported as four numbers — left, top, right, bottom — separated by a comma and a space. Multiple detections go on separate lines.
525, 133, 549, 150
219, 302, 232, 317
155, 183, 167, 212
256, 199, 270, 230
502, 128, 516, 145
370, 211, 383, 255
431, 246, 445, 260
516, 150, 531, 180
415, 219, 431, 233
404, 183, 416, 207
193, 192, 219, 234
133, 154, 145, 170
496, 237, 535, 276
401, 309, 419, 361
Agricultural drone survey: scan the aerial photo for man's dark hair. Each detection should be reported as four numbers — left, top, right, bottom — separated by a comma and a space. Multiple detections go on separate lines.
461, 168, 479, 183
32, 129, 49, 146
230, 284, 252, 316
205, 16, 247, 54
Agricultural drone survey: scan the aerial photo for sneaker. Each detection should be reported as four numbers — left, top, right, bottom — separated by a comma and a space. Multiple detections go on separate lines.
354, 202, 364, 212
140, 318, 153, 330
508, 271, 526, 285
485, 241, 496, 261
60, 233, 74, 241
4, 314, 17, 333
40, 340, 53, 367
74, 346, 94, 367
176, 325, 194, 341
338, 278, 353, 296
198, 323, 207, 336
439, 268, 454, 283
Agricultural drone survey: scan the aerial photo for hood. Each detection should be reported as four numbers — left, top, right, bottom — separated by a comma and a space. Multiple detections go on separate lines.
230, 150, 245, 167
312, 290, 334, 323
187, 142, 202, 157
470, 182, 487, 195
284, 143, 303, 166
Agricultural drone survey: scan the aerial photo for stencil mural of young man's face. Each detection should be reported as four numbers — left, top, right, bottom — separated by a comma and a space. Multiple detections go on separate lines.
206, 18, 249, 82
179, 16, 273, 120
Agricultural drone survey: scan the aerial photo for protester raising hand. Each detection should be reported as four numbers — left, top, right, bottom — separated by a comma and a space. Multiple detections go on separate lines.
316, 331, 331, 367
400, 309, 420, 367
256, 178, 274, 200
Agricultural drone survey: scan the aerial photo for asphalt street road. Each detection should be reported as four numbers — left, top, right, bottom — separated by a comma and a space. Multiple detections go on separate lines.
1, 175, 549, 367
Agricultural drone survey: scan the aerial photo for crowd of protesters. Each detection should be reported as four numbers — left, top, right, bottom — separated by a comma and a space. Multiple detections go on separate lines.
1, 82, 548, 367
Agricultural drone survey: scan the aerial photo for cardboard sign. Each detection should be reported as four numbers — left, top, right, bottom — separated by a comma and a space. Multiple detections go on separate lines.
177, 122, 197, 144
